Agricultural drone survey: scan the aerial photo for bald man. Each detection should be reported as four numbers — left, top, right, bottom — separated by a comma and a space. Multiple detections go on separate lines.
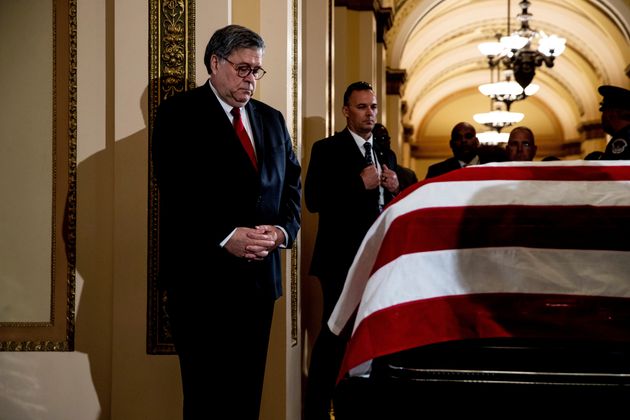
425, 122, 480, 178
506, 126, 537, 161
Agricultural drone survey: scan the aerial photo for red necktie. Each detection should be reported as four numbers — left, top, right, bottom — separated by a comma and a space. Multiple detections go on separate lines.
231, 107, 258, 171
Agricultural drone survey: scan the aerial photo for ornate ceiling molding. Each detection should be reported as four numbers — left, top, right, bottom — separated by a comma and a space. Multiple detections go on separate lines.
386, 67, 407, 95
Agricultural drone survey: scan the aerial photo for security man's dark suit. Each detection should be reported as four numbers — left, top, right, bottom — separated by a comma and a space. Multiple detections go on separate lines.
303, 127, 397, 419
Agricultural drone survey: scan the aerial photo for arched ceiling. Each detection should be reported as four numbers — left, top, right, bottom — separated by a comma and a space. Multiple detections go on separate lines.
384, 0, 630, 158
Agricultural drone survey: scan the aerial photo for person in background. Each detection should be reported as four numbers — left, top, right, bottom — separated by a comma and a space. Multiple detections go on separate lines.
478, 143, 508, 163
152, 24, 301, 419
584, 151, 604, 160
304, 81, 399, 420
425, 122, 480, 178
542, 155, 561, 161
506, 126, 537, 161
373, 122, 418, 191
599, 85, 630, 160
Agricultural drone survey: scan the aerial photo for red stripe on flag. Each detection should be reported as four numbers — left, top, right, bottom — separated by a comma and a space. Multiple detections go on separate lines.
433, 165, 630, 183
372, 205, 630, 275
339, 293, 630, 380
390, 164, 630, 206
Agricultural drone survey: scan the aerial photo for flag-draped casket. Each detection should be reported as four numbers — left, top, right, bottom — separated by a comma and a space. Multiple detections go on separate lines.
329, 161, 630, 380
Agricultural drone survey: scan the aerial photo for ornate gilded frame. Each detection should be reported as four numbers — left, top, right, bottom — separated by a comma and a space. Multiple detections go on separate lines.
0, 0, 77, 351
147, 0, 196, 354
289, 0, 300, 347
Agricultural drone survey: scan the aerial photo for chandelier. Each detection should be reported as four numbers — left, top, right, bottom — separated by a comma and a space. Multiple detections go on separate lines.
473, 0, 564, 134
477, 130, 510, 145
478, 68, 539, 110
473, 101, 524, 131
478, 0, 566, 91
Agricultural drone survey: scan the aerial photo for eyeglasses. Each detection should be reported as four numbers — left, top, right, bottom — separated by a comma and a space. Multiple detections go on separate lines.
222, 56, 267, 80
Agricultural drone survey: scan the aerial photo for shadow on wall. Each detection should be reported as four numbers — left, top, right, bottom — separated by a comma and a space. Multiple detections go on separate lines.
300, 115, 327, 391
75, 85, 181, 420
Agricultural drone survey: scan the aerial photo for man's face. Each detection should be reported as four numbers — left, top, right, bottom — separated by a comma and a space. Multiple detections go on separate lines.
450, 124, 479, 162
507, 131, 537, 161
343, 90, 378, 139
210, 47, 263, 107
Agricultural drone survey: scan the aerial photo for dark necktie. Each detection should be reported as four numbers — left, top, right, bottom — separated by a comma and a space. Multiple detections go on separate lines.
231, 107, 258, 171
364, 142, 374, 166
364, 141, 384, 211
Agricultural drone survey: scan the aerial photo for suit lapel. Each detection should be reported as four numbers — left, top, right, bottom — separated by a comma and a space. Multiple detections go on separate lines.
374, 144, 388, 168
203, 82, 233, 131
338, 128, 366, 170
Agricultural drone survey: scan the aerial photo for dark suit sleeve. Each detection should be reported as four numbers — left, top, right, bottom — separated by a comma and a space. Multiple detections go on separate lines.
306, 133, 385, 279
305, 139, 368, 214
425, 160, 450, 179
304, 140, 327, 213
378, 148, 398, 172
378, 148, 399, 203
151, 94, 199, 280
396, 166, 418, 191
275, 112, 301, 248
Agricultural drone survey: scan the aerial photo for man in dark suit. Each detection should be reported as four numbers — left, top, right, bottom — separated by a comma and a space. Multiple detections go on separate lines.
304, 81, 399, 420
152, 25, 301, 420
425, 121, 480, 178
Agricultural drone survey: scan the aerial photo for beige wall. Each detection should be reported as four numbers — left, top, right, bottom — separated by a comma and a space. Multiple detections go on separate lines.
0, 0, 394, 418
0, 0, 302, 419
333, 8, 378, 132
300, 0, 331, 397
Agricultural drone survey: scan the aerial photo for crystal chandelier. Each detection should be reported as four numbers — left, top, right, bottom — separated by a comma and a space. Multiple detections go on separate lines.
478, 0, 566, 91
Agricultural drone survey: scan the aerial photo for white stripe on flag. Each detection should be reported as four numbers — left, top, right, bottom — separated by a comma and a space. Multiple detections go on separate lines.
329, 164, 630, 335
354, 247, 630, 334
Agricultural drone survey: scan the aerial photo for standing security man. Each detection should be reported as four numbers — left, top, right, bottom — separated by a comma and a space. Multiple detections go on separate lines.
304, 81, 399, 420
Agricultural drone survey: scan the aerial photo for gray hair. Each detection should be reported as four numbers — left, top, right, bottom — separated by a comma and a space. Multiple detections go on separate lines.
204, 25, 265, 74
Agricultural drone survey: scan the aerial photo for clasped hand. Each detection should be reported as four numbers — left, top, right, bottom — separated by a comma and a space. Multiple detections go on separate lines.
225, 225, 284, 261
361, 164, 399, 193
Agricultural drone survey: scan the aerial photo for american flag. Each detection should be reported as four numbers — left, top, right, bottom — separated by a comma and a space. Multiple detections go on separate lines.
329, 161, 630, 378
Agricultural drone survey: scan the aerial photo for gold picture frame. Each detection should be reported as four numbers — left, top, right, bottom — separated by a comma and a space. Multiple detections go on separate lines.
0, 0, 77, 351
147, 0, 196, 354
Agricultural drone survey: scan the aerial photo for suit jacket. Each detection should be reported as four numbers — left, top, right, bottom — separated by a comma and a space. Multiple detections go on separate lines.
425, 157, 463, 179
152, 81, 301, 307
396, 165, 419, 191
305, 128, 397, 282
